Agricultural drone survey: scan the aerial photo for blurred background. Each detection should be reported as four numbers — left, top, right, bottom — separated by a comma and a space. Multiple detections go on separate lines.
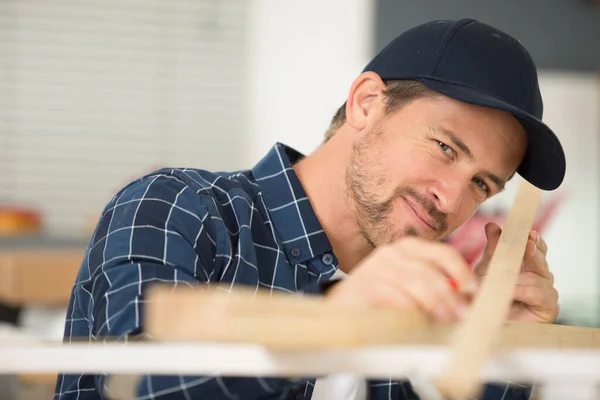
0, 0, 598, 397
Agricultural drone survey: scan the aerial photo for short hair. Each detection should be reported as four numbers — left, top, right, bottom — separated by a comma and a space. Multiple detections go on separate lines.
323, 79, 438, 142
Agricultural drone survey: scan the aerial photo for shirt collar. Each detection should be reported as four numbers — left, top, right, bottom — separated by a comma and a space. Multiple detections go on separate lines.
251, 143, 334, 264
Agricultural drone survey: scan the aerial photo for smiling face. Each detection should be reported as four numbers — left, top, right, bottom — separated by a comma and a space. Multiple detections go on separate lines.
345, 83, 527, 246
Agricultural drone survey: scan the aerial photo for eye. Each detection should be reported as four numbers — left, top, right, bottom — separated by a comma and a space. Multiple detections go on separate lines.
438, 141, 454, 157
472, 177, 490, 194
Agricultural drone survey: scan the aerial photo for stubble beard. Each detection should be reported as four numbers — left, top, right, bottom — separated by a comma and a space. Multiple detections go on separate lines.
345, 130, 448, 248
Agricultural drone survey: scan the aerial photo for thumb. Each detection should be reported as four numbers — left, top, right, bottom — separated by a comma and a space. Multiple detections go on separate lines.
482, 221, 502, 258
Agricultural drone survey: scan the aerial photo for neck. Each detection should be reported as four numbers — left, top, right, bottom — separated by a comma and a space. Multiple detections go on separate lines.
293, 129, 373, 274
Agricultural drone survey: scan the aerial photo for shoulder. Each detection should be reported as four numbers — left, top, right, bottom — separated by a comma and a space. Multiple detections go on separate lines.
101, 167, 258, 215
84, 167, 260, 275
93, 167, 261, 243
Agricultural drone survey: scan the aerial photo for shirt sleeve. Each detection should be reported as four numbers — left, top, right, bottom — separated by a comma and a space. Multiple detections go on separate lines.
60, 173, 308, 399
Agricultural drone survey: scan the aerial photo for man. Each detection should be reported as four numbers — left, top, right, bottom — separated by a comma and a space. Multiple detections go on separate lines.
54, 18, 565, 400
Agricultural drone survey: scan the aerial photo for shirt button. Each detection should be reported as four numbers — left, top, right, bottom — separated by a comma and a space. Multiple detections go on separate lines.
322, 253, 334, 265
291, 248, 301, 258
511, 387, 524, 397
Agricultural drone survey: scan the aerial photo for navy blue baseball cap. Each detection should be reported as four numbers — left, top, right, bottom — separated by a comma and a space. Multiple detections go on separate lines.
363, 18, 566, 191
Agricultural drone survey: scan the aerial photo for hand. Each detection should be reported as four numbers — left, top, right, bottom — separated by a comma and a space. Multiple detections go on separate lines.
325, 237, 479, 323
473, 222, 559, 323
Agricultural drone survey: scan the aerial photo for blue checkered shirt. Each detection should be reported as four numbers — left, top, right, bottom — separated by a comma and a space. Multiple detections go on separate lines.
54, 143, 532, 400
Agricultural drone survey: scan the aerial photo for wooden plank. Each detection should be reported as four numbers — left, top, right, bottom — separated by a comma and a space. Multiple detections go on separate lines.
143, 284, 600, 351
0, 249, 84, 306
499, 322, 600, 349
18, 373, 57, 385
144, 284, 434, 350
433, 179, 542, 399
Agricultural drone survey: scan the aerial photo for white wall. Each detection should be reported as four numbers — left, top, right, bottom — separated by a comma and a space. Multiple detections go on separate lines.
246, 0, 375, 162
539, 72, 600, 325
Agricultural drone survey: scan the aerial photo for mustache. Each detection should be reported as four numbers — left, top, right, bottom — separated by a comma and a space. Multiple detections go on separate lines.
394, 187, 448, 233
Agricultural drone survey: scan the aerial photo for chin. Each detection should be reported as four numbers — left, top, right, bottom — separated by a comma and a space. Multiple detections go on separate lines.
402, 225, 442, 241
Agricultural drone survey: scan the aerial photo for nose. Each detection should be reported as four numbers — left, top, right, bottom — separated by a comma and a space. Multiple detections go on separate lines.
427, 172, 467, 215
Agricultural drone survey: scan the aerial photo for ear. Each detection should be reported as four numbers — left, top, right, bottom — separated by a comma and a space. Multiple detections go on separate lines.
345, 72, 387, 131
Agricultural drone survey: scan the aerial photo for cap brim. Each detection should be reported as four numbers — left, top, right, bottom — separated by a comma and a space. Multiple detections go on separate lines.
417, 78, 566, 191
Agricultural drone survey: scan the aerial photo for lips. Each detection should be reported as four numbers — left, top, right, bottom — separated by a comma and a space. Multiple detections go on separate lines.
403, 197, 437, 231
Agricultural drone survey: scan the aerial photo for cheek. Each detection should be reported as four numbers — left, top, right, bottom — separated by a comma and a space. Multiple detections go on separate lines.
447, 199, 481, 232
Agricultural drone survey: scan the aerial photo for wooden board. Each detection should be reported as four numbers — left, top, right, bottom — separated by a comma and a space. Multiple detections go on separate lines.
144, 284, 434, 350
19, 373, 57, 385
143, 284, 600, 351
0, 249, 84, 306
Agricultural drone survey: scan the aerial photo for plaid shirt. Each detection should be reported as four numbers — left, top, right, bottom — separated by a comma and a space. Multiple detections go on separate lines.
54, 143, 531, 400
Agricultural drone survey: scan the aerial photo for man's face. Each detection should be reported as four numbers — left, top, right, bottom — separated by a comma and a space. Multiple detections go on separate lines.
345, 94, 527, 247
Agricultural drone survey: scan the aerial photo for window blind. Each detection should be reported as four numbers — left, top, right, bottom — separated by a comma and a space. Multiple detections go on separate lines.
0, 0, 250, 238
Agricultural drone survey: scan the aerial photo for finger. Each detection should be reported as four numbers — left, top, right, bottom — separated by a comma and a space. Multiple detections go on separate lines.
523, 239, 553, 280
374, 281, 418, 309
395, 237, 478, 294
401, 261, 469, 321
515, 271, 551, 287
513, 285, 545, 308
379, 248, 467, 321
513, 275, 558, 307
529, 230, 548, 256
482, 222, 502, 258
472, 222, 503, 278
513, 282, 558, 309
538, 233, 548, 256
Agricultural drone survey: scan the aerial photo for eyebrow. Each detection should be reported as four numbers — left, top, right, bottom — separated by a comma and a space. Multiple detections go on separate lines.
433, 125, 507, 192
